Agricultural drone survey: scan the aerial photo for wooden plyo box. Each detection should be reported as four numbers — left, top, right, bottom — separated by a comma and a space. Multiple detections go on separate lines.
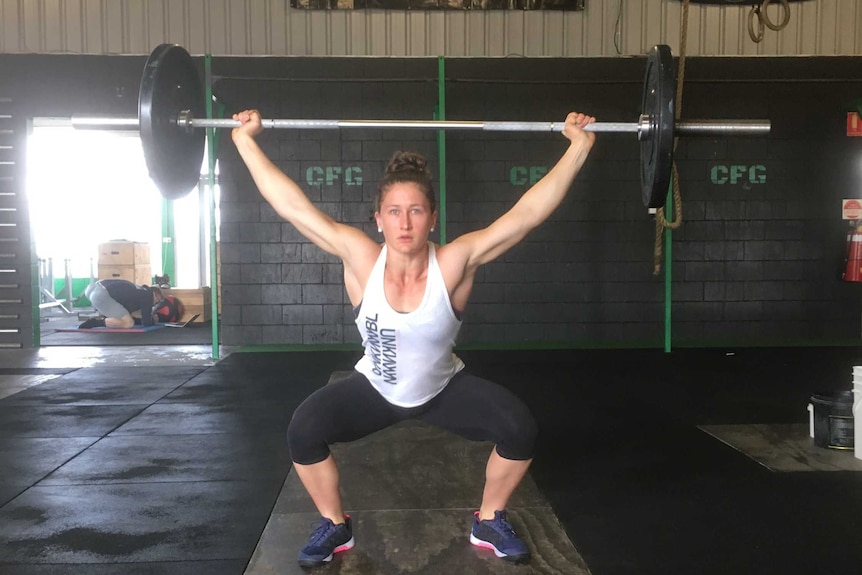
162, 287, 211, 323
98, 264, 152, 286
98, 241, 151, 266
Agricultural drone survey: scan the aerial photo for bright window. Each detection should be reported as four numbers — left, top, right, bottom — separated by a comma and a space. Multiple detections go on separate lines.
26, 121, 215, 289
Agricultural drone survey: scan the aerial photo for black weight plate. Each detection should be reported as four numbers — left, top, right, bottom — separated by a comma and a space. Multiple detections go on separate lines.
139, 44, 205, 200
640, 44, 675, 209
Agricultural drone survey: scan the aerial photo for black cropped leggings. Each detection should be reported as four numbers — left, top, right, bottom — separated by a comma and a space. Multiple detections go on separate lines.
287, 370, 538, 465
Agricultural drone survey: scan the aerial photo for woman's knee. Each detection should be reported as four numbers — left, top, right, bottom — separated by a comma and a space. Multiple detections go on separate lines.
286, 377, 383, 464
496, 401, 538, 460
287, 406, 330, 465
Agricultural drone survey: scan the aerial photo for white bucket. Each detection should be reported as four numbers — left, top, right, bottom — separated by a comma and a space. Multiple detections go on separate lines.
808, 402, 815, 438
852, 367, 862, 460
855, 386, 862, 461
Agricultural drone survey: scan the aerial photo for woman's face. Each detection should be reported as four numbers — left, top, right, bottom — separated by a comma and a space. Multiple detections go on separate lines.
375, 182, 436, 254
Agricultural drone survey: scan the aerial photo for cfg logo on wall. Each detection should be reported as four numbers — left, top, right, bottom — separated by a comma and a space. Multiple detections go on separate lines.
710, 164, 766, 185
510, 166, 548, 186
306, 166, 364, 186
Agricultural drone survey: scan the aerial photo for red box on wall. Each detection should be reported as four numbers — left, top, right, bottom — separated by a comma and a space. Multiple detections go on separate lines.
847, 113, 862, 136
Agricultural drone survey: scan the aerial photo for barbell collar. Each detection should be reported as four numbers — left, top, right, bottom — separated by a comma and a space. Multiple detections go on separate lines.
637, 115, 771, 140
675, 119, 771, 136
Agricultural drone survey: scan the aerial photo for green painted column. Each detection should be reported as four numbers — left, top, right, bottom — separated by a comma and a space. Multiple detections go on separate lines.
436, 56, 447, 245
161, 199, 176, 282
664, 185, 673, 353
206, 53, 219, 359
204, 54, 219, 359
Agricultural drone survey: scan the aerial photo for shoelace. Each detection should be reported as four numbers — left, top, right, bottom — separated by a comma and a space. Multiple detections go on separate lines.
306, 518, 337, 546
491, 512, 518, 537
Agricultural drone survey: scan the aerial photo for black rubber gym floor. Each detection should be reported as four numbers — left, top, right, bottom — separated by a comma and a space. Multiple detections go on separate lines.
0, 347, 860, 574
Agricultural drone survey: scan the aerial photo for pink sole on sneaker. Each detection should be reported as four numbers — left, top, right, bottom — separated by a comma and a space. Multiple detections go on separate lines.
469, 533, 506, 558
333, 537, 355, 554
313, 538, 356, 565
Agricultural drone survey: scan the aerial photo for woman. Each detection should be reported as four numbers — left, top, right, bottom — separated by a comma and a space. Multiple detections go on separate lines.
81, 280, 163, 329
231, 109, 596, 568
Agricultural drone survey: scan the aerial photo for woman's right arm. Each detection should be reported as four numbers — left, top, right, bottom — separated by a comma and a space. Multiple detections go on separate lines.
231, 109, 368, 260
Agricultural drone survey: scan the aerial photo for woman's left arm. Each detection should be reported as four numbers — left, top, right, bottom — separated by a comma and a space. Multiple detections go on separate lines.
451, 112, 596, 271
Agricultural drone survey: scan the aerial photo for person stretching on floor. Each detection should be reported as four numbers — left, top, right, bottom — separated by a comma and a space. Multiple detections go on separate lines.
81, 279, 162, 329
231, 109, 596, 568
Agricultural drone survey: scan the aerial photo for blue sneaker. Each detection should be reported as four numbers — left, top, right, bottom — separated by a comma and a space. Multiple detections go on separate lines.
298, 515, 354, 568
469, 510, 530, 563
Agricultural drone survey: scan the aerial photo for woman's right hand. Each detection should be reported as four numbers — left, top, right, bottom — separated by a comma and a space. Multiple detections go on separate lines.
232, 109, 264, 141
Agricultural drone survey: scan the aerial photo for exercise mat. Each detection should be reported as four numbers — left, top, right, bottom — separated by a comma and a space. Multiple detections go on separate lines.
42, 323, 212, 346
56, 325, 166, 333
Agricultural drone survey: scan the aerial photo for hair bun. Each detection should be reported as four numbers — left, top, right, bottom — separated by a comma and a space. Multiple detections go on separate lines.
384, 151, 431, 180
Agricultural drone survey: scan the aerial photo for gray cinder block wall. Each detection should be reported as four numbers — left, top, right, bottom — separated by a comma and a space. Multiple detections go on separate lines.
216, 58, 441, 346
2, 52, 858, 349
215, 56, 862, 348
668, 72, 862, 344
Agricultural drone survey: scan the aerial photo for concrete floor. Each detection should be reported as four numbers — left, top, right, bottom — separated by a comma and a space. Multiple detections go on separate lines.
0, 312, 225, 396
0, 343, 223, 369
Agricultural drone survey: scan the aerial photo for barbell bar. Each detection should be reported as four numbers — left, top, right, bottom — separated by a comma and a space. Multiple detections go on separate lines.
71, 115, 770, 137
76, 43, 771, 208
72, 115, 770, 137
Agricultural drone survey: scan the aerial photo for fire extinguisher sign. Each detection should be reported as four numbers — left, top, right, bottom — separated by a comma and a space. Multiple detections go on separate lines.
842, 199, 862, 220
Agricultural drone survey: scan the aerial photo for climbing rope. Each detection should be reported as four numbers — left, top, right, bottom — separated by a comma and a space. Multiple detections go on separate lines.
653, 0, 689, 275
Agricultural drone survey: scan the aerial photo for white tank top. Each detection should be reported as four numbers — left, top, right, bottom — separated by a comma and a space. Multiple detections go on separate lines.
354, 243, 465, 407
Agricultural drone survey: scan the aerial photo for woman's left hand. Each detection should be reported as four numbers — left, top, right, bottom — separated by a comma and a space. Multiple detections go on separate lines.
562, 112, 596, 147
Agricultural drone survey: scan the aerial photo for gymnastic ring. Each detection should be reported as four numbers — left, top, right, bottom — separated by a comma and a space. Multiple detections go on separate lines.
748, 5, 765, 43
760, 0, 790, 32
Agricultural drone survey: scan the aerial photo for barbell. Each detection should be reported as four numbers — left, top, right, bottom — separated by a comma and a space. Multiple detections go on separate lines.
72, 43, 770, 208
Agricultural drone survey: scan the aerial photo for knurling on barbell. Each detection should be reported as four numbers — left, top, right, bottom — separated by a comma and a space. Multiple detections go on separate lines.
132, 43, 769, 206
